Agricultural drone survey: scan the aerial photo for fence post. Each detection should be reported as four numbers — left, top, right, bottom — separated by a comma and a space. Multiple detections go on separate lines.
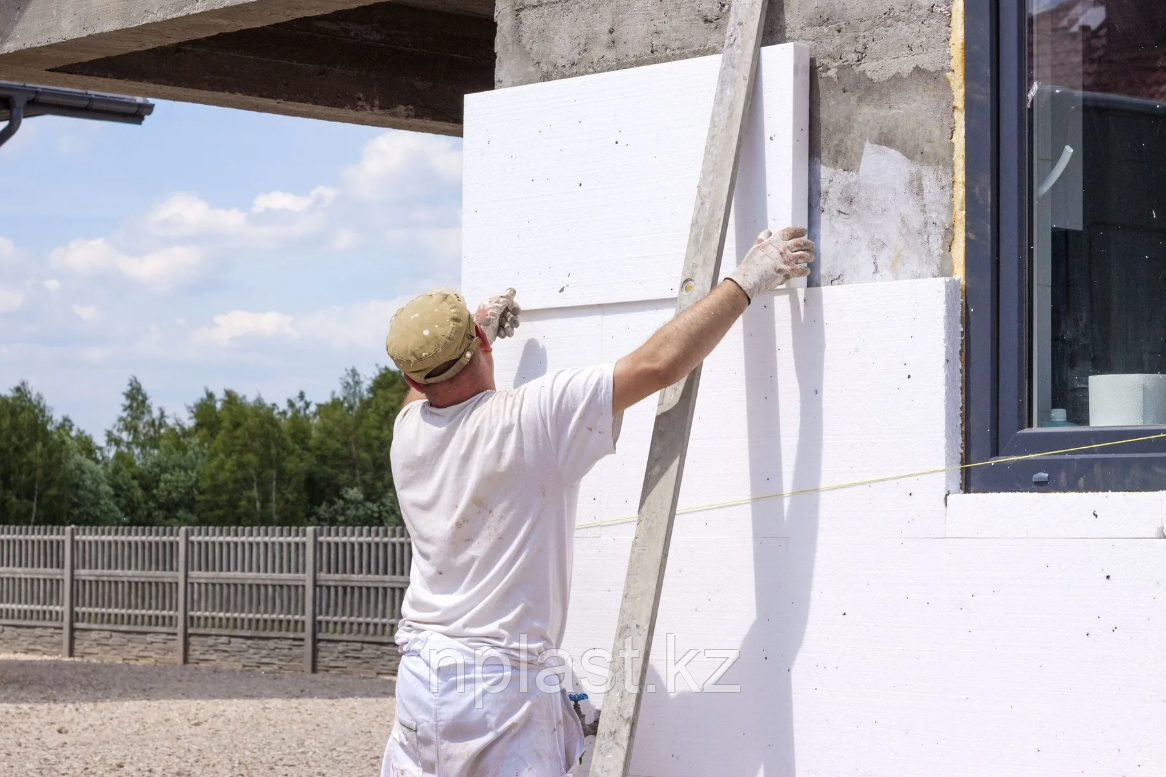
304, 527, 317, 674
177, 527, 189, 665
61, 526, 74, 658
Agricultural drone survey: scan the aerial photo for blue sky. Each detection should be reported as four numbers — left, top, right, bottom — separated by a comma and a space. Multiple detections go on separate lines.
0, 100, 462, 437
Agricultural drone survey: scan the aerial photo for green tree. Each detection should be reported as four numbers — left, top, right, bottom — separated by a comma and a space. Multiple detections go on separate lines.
312, 486, 403, 527
1, 366, 411, 527
105, 376, 166, 461
308, 366, 408, 519
63, 437, 124, 526
198, 392, 309, 525
0, 383, 72, 524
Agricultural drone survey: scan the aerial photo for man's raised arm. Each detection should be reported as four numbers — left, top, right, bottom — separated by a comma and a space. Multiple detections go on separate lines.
612, 227, 814, 415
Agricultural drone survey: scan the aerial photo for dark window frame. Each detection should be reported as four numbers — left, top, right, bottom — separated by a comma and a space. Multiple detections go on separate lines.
964, 0, 1166, 492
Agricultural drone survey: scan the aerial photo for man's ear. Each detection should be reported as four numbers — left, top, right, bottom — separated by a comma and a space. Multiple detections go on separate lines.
475, 324, 493, 354
404, 374, 426, 392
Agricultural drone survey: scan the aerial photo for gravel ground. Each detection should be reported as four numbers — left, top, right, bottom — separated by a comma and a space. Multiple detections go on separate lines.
0, 653, 396, 777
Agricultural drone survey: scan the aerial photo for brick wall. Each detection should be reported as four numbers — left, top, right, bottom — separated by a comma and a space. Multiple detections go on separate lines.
187, 634, 304, 673
317, 640, 400, 678
0, 624, 59, 656
73, 629, 178, 664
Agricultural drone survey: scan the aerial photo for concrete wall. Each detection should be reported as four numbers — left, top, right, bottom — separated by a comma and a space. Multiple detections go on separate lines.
494, 0, 956, 285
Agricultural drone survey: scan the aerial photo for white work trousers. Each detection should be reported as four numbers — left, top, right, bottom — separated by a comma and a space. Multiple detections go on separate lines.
382, 632, 584, 777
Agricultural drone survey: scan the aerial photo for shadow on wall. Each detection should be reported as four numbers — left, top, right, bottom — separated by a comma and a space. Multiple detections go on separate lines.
627, 289, 825, 776
0, 658, 395, 704
618, 88, 824, 773
514, 337, 549, 386
517, 53, 827, 770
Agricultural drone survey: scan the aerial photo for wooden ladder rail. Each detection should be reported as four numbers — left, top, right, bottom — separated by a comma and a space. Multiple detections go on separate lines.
588, 1, 770, 774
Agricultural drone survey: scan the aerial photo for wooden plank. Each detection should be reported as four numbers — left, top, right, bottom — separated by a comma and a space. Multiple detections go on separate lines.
177, 527, 189, 665
588, 2, 768, 774
61, 527, 74, 658
304, 526, 317, 673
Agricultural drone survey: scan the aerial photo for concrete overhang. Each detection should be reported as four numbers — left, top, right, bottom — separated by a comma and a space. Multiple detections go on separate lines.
0, 0, 495, 135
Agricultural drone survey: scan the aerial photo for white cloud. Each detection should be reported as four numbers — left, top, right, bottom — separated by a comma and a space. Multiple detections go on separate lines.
72, 305, 98, 321
0, 236, 15, 262
44, 279, 61, 290
330, 229, 358, 252
117, 246, 200, 285
252, 186, 335, 214
145, 192, 248, 239
0, 283, 23, 312
296, 297, 410, 349
131, 189, 333, 249
342, 132, 462, 201
50, 238, 201, 289
190, 295, 410, 353
51, 238, 124, 273
195, 310, 297, 347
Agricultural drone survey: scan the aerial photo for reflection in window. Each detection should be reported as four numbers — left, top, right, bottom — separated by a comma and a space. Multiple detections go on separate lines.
1030, 0, 1166, 427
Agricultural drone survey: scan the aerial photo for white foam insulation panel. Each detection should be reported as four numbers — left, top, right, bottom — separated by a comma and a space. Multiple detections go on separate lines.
461, 44, 1166, 777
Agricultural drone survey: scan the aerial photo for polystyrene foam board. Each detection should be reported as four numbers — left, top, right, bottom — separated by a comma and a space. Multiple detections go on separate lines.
567, 536, 1166, 776
946, 491, 1166, 538
490, 278, 961, 540
459, 40, 1166, 777
463, 43, 809, 311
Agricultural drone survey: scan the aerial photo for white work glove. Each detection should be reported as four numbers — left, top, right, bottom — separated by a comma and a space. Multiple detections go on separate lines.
726, 227, 815, 302
474, 288, 522, 343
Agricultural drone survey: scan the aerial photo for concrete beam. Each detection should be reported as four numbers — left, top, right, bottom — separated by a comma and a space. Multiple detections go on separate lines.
0, 1, 394, 69
0, 2, 494, 135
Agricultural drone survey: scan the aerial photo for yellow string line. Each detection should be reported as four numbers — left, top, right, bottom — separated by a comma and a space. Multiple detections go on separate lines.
575, 430, 1166, 531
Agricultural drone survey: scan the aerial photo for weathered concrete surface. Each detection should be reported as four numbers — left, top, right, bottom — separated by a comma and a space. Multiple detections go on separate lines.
0, 1, 495, 134
0, 0, 387, 67
495, 0, 957, 283
57, 3, 495, 135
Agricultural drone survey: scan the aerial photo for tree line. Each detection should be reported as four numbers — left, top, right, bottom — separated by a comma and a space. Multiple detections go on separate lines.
0, 368, 410, 527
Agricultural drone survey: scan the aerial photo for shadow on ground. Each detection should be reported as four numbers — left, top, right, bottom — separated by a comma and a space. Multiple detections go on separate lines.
0, 656, 396, 704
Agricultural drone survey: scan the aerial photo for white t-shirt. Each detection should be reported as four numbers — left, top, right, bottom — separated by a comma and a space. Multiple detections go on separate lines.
391, 364, 621, 661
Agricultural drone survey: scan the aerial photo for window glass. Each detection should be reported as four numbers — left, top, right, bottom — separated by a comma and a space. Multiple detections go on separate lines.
1029, 0, 1166, 427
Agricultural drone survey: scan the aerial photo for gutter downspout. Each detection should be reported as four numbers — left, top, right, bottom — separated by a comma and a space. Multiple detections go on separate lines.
0, 94, 27, 148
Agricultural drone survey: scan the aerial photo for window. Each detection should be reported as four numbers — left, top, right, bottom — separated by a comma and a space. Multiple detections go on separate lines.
965, 0, 1166, 491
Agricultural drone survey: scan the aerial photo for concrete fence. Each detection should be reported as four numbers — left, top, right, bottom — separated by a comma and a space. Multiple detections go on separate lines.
0, 525, 410, 677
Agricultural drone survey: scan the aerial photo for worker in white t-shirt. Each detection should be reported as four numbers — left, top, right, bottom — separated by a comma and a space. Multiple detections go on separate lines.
380, 227, 813, 776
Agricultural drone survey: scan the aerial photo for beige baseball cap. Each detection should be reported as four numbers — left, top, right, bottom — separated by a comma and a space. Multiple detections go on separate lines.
385, 288, 482, 385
